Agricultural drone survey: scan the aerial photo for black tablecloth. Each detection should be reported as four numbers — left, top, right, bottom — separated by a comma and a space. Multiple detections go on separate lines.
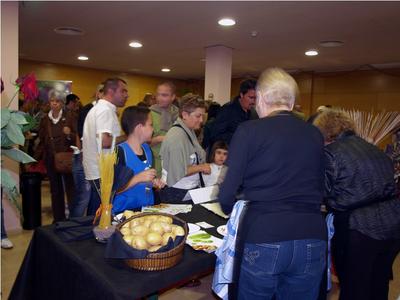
9, 204, 226, 300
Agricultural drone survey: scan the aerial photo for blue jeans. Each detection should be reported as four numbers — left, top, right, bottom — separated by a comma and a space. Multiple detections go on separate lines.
238, 239, 326, 300
69, 154, 91, 218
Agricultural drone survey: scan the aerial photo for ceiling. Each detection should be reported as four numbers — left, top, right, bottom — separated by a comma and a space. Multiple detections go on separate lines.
19, 1, 400, 80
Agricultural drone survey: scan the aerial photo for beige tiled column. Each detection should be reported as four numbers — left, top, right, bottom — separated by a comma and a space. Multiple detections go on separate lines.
204, 45, 232, 105
1, 1, 22, 232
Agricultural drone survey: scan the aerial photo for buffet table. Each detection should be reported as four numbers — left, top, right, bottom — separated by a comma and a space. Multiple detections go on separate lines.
9, 204, 226, 300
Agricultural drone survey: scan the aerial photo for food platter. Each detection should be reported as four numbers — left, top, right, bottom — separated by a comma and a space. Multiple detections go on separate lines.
216, 225, 227, 236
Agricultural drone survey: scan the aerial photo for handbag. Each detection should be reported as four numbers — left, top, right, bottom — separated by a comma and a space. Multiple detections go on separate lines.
54, 151, 73, 173
47, 116, 73, 173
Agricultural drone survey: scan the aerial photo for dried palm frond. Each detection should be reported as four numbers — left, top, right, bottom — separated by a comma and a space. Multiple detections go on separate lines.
345, 109, 400, 145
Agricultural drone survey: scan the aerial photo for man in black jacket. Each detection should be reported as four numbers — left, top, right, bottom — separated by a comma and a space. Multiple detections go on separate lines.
208, 79, 257, 146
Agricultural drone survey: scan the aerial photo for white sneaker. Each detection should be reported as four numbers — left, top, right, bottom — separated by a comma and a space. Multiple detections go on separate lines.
1, 238, 14, 249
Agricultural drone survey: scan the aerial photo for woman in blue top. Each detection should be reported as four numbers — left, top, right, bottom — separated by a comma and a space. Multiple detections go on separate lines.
113, 106, 164, 214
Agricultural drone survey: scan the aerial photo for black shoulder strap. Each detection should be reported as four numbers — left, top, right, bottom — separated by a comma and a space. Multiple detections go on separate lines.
172, 124, 205, 187
173, 124, 194, 146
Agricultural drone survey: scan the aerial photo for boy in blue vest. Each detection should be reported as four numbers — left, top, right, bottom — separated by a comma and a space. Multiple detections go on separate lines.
113, 106, 164, 214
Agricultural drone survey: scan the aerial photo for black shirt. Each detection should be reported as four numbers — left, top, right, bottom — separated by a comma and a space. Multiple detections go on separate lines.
77, 102, 94, 138
209, 97, 252, 145
219, 111, 327, 243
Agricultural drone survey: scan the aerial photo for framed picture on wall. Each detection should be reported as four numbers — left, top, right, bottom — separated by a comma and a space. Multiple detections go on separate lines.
37, 80, 72, 102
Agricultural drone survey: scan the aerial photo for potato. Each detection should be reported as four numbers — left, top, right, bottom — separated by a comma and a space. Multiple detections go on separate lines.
123, 210, 134, 218
121, 222, 130, 229
146, 215, 159, 222
148, 245, 162, 252
120, 227, 131, 236
123, 235, 134, 245
173, 225, 185, 236
162, 232, 175, 246
129, 219, 142, 228
150, 222, 164, 235
146, 232, 162, 246
158, 216, 173, 224
131, 225, 149, 236
142, 219, 153, 228
160, 222, 172, 233
131, 236, 148, 250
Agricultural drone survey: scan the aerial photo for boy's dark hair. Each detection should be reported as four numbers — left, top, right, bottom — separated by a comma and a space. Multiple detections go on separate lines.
121, 105, 150, 135
103, 78, 127, 95
239, 79, 257, 96
66, 94, 79, 105
208, 140, 228, 163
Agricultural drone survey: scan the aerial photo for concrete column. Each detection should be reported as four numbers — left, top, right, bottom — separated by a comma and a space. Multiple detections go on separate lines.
204, 45, 232, 105
1, 1, 22, 233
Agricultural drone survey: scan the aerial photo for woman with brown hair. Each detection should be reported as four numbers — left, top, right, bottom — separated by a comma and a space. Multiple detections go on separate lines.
36, 90, 77, 222
159, 94, 211, 202
314, 109, 400, 300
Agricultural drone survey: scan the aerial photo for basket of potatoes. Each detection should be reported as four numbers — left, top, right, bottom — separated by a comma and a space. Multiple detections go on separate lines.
117, 212, 188, 271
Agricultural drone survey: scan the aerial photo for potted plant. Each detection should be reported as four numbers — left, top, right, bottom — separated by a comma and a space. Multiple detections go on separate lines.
1, 73, 40, 212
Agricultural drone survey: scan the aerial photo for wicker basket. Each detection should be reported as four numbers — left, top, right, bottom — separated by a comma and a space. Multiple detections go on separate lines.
117, 212, 188, 271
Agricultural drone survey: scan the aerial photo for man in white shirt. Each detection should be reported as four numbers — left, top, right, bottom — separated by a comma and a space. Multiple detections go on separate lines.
82, 78, 128, 215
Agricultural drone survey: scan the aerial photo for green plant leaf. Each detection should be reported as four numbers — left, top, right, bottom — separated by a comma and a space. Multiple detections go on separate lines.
1, 169, 18, 199
6, 120, 25, 146
22, 114, 39, 132
1, 169, 22, 216
1, 108, 11, 128
11, 111, 28, 125
1, 130, 14, 148
2, 148, 36, 163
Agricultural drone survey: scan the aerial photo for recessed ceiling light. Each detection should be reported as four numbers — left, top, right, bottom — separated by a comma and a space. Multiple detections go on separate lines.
305, 50, 319, 56
54, 27, 85, 36
161, 68, 171, 72
319, 40, 344, 48
77, 55, 89, 61
218, 18, 236, 26
129, 41, 143, 48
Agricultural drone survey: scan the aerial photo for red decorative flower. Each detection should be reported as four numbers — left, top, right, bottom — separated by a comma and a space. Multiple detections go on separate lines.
16, 73, 39, 102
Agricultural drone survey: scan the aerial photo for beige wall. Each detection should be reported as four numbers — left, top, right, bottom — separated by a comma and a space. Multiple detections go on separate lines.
19, 60, 203, 107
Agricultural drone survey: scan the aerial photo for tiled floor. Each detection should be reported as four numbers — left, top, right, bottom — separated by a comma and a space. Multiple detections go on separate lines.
1, 181, 400, 300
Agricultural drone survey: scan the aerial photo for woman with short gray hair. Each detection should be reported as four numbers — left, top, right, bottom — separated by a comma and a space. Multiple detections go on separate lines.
36, 91, 77, 222
219, 68, 327, 300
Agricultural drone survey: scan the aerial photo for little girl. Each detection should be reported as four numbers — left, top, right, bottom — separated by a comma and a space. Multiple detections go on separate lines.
203, 141, 228, 187
113, 106, 164, 214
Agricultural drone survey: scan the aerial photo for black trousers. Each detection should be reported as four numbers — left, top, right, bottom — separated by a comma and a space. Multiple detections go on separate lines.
332, 229, 400, 300
45, 155, 74, 222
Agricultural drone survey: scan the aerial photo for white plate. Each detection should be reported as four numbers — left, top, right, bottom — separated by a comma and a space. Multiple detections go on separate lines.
188, 223, 201, 234
217, 225, 227, 236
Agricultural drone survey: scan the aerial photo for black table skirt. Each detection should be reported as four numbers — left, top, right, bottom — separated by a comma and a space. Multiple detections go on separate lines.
9, 204, 226, 300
